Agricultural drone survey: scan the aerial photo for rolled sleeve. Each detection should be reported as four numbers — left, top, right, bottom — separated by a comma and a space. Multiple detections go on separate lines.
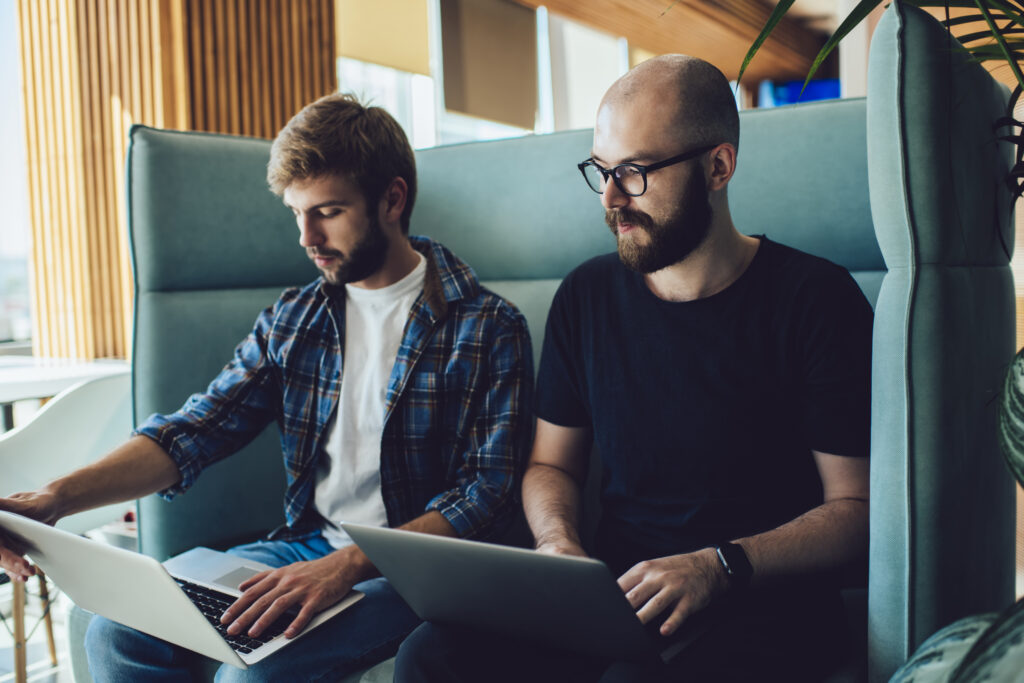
134, 305, 283, 500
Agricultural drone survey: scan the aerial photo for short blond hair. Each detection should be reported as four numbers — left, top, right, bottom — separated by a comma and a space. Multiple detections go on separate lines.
268, 93, 417, 233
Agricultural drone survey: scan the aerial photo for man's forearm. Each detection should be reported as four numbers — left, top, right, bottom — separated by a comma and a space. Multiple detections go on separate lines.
522, 463, 584, 550
736, 497, 868, 586
42, 435, 182, 521
334, 510, 458, 587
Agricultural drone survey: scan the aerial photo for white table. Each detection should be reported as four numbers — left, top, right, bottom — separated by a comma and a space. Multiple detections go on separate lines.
0, 357, 130, 430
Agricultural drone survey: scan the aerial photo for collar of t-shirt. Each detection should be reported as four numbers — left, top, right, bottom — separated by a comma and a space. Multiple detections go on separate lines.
344, 251, 427, 309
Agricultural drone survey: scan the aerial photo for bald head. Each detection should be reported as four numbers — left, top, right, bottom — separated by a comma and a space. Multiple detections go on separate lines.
602, 55, 739, 152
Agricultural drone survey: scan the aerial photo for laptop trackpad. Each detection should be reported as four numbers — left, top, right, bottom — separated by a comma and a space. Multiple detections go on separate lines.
164, 547, 274, 593
214, 567, 262, 591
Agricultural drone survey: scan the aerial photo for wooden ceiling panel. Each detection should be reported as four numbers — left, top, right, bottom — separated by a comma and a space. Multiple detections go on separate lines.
515, 0, 828, 84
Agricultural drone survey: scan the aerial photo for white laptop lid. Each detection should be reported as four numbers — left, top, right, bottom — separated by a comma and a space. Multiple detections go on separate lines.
0, 510, 363, 667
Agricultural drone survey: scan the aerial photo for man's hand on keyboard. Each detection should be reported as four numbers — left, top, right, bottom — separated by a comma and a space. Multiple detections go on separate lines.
220, 544, 369, 639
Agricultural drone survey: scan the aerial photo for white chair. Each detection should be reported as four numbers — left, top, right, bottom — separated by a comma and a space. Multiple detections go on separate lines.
0, 372, 132, 683
0, 372, 132, 533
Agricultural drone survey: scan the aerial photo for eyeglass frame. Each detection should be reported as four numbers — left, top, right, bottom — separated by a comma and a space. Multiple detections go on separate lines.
577, 143, 720, 197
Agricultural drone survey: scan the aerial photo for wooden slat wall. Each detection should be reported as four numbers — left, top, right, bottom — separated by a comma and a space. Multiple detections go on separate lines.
16, 0, 180, 360
16, 0, 336, 359
184, 0, 336, 139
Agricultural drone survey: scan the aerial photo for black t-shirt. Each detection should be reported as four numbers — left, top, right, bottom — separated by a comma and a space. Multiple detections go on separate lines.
536, 236, 873, 574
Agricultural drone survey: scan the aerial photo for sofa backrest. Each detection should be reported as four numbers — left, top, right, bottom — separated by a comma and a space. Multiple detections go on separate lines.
128, 94, 881, 559
866, 3, 1016, 679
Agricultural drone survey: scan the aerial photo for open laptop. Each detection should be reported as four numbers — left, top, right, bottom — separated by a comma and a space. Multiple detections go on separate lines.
342, 523, 713, 664
0, 510, 364, 668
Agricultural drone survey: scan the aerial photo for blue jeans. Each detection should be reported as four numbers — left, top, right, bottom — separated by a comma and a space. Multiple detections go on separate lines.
85, 532, 420, 682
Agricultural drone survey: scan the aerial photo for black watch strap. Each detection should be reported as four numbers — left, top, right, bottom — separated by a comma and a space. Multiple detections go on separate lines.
714, 542, 753, 590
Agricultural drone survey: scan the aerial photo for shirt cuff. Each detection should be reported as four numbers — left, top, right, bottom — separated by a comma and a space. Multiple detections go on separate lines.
133, 417, 199, 499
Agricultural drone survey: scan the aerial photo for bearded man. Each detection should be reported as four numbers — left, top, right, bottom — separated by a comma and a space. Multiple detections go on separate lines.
396, 54, 872, 682
0, 93, 533, 682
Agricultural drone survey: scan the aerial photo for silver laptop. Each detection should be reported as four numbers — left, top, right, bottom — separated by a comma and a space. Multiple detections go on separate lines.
0, 510, 364, 668
342, 523, 712, 664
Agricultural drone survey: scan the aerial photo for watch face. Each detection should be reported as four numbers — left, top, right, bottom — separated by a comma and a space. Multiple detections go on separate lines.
716, 543, 752, 586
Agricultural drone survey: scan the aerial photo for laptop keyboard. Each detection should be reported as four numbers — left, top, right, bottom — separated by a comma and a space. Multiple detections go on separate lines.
175, 578, 292, 655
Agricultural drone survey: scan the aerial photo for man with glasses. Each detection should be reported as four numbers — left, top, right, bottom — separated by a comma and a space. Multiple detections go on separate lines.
396, 55, 872, 682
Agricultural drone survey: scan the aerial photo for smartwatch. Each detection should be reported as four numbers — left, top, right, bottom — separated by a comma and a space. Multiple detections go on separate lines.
714, 542, 753, 590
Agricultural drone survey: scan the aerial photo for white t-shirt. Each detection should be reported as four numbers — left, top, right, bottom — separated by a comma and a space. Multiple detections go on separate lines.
315, 253, 426, 548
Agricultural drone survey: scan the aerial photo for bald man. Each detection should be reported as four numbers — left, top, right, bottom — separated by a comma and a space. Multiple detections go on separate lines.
395, 55, 873, 682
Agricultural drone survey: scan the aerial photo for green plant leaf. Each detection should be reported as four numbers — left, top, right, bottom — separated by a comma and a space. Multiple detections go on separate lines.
736, 0, 798, 87
799, 0, 887, 94
961, 49, 1024, 63
909, 0, 1002, 8
910, 0, 1024, 22
972, 0, 1024, 24
942, 13, 1006, 26
957, 27, 1024, 44
962, 45, 1024, 60
905, 0, 1024, 31
971, 0, 1024, 91
939, 10, 1020, 26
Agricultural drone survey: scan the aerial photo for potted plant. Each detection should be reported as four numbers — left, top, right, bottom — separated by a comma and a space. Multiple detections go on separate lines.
740, 0, 1024, 212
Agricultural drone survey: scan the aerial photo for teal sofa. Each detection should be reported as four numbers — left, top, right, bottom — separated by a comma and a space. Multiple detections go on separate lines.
68, 3, 1017, 681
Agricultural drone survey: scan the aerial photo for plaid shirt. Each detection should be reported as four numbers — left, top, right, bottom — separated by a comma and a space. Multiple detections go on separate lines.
136, 236, 533, 540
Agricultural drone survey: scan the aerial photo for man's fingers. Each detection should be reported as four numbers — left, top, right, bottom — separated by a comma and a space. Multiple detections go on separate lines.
0, 547, 35, 579
283, 602, 318, 638
246, 594, 300, 638
222, 578, 279, 631
634, 587, 678, 624
623, 578, 658, 611
222, 571, 281, 623
227, 589, 282, 635
658, 599, 693, 636
636, 587, 693, 629
236, 569, 271, 592
221, 588, 259, 624
616, 567, 643, 595
220, 559, 341, 639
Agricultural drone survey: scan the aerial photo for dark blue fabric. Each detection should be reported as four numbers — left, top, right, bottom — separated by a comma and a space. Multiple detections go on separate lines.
535, 237, 873, 571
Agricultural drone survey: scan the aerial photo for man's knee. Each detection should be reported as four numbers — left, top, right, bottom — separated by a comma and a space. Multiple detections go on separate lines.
395, 622, 463, 680
84, 615, 133, 659
214, 662, 261, 683
84, 615, 154, 678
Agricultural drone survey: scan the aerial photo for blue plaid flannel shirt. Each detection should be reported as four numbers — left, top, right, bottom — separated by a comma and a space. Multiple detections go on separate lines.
136, 236, 533, 540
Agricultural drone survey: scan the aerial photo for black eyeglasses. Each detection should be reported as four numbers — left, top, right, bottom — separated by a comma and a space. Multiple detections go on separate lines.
577, 144, 719, 197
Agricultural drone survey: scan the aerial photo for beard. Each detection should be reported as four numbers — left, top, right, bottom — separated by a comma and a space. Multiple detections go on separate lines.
605, 169, 713, 274
308, 211, 389, 285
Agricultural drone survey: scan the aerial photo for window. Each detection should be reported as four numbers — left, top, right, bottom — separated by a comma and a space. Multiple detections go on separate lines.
338, 58, 438, 149
0, 0, 31, 347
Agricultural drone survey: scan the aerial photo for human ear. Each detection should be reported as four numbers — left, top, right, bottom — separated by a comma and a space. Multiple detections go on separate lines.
706, 144, 737, 191
381, 177, 408, 222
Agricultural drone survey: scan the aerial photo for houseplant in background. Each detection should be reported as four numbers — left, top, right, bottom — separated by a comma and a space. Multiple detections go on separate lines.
739, 0, 1024, 216
737, 0, 1024, 679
